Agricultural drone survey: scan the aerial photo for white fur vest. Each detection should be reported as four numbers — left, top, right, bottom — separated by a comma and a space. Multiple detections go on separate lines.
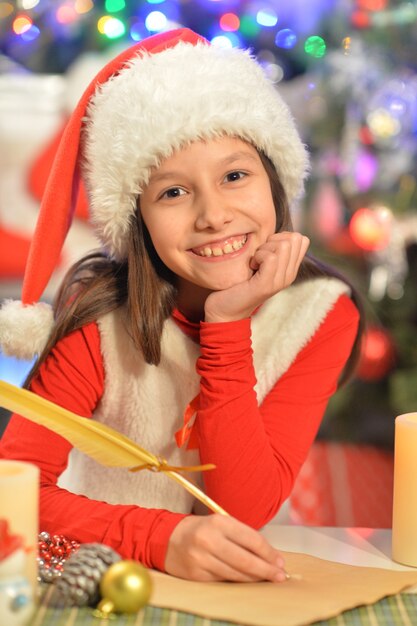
58, 277, 349, 512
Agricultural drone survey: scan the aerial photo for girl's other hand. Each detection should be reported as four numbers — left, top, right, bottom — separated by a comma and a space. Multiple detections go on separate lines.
164, 514, 287, 582
204, 232, 310, 323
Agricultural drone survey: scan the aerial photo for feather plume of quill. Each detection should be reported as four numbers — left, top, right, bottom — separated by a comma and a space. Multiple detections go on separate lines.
0, 379, 228, 516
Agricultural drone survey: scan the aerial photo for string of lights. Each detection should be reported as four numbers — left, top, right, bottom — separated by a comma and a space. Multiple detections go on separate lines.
0, 0, 372, 74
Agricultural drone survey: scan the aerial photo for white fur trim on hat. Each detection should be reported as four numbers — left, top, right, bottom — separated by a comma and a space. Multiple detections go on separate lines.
0, 300, 53, 360
83, 41, 309, 260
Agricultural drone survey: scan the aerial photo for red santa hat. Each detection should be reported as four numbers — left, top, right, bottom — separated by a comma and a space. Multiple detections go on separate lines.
0, 28, 309, 360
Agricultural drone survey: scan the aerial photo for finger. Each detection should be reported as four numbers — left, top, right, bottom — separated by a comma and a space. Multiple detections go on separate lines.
250, 244, 291, 274
255, 232, 307, 263
222, 518, 285, 568
257, 233, 307, 283
265, 231, 299, 246
199, 553, 263, 582
284, 234, 309, 283
201, 546, 287, 583
258, 233, 296, 254
289, 234, 310, 281
199, 517, 287, 580
293, 236, 310, 277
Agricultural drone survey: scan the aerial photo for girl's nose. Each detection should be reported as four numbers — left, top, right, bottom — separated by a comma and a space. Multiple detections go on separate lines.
194, 193, 234, 231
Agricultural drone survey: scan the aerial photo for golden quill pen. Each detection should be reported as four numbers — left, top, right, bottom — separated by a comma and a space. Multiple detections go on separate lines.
0, 379, 228, 516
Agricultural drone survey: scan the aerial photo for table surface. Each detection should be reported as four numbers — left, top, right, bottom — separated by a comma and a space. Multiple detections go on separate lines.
262, 525, 415, 575
29, 526, 417, 626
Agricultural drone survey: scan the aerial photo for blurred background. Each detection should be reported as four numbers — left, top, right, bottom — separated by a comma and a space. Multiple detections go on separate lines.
0, 0, 416, 526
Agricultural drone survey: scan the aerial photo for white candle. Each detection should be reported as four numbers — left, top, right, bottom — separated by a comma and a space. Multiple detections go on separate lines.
392, 413, 417, 567
0, 460, 39, 589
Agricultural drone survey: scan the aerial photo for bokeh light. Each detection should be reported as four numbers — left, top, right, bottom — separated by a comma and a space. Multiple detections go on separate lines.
130, 20, 146, 41
211, 34, 236, 48
342, 36, 351, 54
20, 24, 40, 41
56, 4, 78, 24
219, 12, 240, 32
357, 0, 388, 10
105, 0, 126, 12
105, 17, 125, 38
256, 8, 278, 27
264, 62, 284, 83
275, 28, 297, 49
12, 15, 32, 35
97, 15, 111, 33
147, 0, 166, 3
75, 0, 94, 14
349, 206, 392, 251
21, 0, 40, 9
145, 10, 167, 31
356, 327, 396, 381
351, 10, 371, 28
304, 35, 326, 58
239, 14, 260, 37
97, 15, 126, 38
355, 150, 379, 192
0, 2, 15, 19
367, 108, 401, 139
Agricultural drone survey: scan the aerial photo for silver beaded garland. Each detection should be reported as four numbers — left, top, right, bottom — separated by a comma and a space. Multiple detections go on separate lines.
37, 531, 80, 583
37, 532, 122, 607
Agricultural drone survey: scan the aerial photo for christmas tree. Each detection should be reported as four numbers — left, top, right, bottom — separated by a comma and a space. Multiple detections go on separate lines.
301, 0, 417, 448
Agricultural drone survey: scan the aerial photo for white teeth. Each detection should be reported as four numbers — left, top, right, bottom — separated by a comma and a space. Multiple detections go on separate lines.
195, 236, 247, 257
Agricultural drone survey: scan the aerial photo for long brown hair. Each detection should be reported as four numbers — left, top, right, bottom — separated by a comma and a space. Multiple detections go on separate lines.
259, 152, 364, 384
25, 149, 363, 386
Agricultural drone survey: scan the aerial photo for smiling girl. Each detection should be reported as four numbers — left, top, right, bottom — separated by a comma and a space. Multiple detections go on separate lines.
0, 29, 361, 583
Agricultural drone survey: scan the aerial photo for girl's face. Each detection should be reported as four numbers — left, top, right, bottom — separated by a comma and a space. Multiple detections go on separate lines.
140, 136, 277, 317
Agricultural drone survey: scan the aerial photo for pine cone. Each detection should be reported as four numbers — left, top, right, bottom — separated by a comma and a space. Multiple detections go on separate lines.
52, 543, 121, 607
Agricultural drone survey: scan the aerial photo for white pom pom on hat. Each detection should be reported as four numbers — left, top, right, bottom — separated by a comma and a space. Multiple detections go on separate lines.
0, 27, 309, 360
0, 300, 53, 361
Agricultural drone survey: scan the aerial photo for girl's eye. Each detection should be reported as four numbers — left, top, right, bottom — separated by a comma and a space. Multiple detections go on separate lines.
161, 187, 186, 199
225, 171, 246, 183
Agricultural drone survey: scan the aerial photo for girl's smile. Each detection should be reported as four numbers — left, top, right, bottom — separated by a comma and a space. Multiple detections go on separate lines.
189, 233, 249, 259
140, 136, 277, 318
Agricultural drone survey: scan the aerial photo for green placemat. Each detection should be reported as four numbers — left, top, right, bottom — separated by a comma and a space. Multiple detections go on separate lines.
31, 586, 234, 626
29, 586, 417, 626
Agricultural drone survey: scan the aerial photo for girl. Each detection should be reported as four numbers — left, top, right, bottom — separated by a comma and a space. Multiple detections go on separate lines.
0, 28, 361, 583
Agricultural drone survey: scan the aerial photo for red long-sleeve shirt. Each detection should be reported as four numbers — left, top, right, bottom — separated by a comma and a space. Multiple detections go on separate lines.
0, 294, 359, 571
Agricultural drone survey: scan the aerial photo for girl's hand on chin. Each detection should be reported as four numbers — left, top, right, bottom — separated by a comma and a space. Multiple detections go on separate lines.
164, 514, 287, 582
204, 231, 310, 323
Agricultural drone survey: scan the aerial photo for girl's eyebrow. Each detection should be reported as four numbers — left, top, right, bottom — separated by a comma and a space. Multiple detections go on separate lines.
149, 151, 259, 185
220, 151, 259, 166
148, 170, 184, 185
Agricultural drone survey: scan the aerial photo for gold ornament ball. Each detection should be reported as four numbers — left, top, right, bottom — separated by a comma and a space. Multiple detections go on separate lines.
98, 560, 153, 614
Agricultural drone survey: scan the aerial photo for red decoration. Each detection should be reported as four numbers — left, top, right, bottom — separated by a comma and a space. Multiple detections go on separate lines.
0, 519, 24, 561
357, 0, 387, 11
351, 10, 371, 28
219, 13, 240, 32
356, 326, 396, 381
0, 226, 31, 279
37, 531, 80, 582
359, 125, 375, 146
38, 533, 79, 565
349, 207, 392, 251
325, 227, 364, 258
311, 180, 344, 241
